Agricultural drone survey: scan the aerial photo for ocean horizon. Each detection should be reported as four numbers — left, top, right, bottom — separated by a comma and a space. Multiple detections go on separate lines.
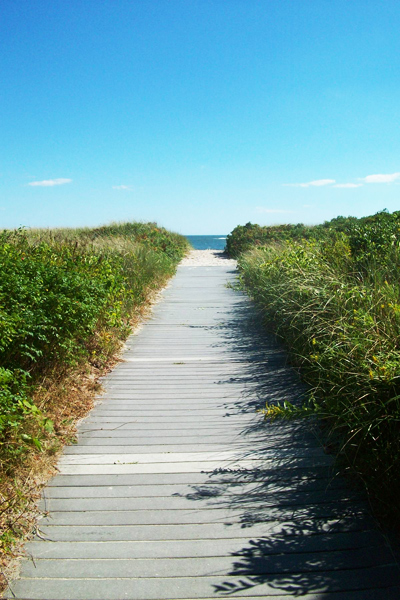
185, 235, 227, 250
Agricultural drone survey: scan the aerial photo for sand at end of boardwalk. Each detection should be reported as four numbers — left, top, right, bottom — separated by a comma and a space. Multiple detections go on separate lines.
179, 249, 237, 267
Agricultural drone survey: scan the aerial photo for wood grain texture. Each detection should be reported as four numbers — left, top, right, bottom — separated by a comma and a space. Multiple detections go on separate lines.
5, 263, 400, 599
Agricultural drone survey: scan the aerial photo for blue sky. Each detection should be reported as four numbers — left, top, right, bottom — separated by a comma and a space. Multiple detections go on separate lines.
1, 0, 400, 234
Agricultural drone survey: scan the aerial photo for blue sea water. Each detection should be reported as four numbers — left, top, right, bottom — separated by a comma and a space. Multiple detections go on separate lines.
185, 235, 227, 250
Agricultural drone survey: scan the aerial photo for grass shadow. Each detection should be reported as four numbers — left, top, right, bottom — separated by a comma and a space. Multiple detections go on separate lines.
178, 290, 400, 597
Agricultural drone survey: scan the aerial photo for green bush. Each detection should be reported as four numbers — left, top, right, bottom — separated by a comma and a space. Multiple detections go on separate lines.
0, 223, 189, 452
0, 368, 29, 439
233, 210, 400, 522
225, 222, 314, 257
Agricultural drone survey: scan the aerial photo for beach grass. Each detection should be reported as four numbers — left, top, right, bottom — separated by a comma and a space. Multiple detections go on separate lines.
229, 210, 400, 524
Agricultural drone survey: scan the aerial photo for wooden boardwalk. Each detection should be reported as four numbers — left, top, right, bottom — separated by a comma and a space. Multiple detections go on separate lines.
6, 259, 400, 599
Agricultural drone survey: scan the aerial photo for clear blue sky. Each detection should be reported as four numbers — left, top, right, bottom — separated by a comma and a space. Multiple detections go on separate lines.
1, 0, 400, 234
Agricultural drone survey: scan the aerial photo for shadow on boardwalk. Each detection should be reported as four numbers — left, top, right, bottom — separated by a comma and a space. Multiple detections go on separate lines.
181, 299, 400, 598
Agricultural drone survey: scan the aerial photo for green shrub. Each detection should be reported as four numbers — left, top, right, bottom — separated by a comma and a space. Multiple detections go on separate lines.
225, 222, 315, 257
0, 223, 189, 456
0, 368, 29, 439
234, 210, 400, 522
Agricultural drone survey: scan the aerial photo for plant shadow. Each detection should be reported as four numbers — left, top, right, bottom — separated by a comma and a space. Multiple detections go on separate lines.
181, 291, 400, 597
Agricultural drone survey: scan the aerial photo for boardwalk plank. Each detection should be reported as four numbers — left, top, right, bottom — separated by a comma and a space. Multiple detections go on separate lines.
7, 569, 400, 600
17, 548, 396, 578
6, 260, 400, 599
24, 530, 387, 559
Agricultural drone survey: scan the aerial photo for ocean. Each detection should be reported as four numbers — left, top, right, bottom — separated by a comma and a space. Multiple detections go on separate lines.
185, 235, 227, 250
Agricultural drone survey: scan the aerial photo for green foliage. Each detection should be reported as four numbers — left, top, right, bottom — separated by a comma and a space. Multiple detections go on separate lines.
0, 223, 189, 454
225, 222, 314, 257
0, 368, 30, 438
225, 209, 400, 260
233, 210, 400, 522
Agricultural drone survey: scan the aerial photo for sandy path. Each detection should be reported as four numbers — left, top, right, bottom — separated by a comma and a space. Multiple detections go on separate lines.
179, 249, 236, 267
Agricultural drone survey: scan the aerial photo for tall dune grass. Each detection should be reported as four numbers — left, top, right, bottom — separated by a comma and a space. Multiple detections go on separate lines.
233, 211, 400, 522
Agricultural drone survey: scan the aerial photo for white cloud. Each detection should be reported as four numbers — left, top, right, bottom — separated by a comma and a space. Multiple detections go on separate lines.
113, 185, 132, 190
256, 207, 293, 214
28, 178, 72, 187
284, 172, 400, 188
284, 179, 335, 188
362, 172, 400, 183
333, 183, 363, 188
307, 179, 336, 187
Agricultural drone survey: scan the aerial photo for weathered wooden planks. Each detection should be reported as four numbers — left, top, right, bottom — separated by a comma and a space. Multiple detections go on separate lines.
5, 262, 400, 599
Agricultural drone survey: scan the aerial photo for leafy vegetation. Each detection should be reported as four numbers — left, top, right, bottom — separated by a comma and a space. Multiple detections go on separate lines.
0, 222, 189, 562
225, 222, 315, 257
225, 211, 400, 257
228, 210, 400, 523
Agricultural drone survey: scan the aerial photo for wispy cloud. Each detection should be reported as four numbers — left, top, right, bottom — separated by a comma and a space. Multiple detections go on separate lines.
113, 184, 132, 190
29, 178, 72, 187
284, 171, 400, 188
256, 207, 293, 214
361, 172, 400, 183
333, 183, 363, 188
284, 179, 335, 188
